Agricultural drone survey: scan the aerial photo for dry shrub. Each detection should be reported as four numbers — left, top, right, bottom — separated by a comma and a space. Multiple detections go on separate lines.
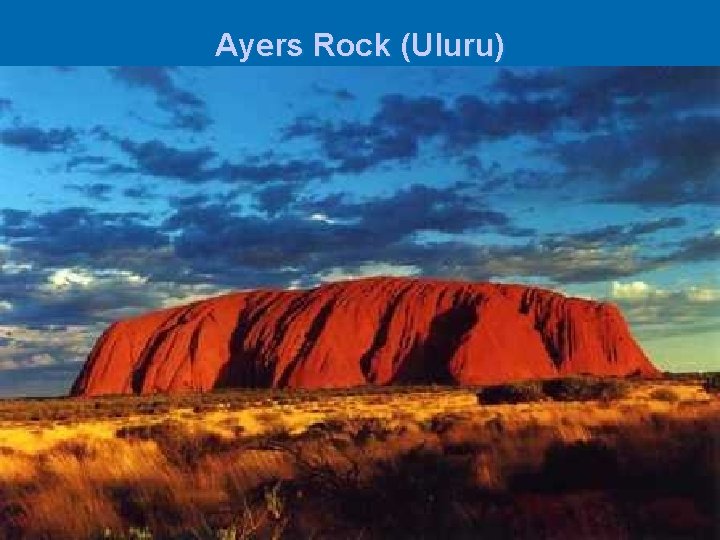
650, 388, 680, 402
477, 377, 629, 406
702, 374, 720, 394
477, 381, 544, 405
541, 377, 629, 402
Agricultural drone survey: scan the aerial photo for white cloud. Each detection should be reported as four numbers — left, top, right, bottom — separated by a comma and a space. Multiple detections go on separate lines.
0, 300, 12, 311
317, 262, 421, 283
308, 213, 336, 224
1, 261, 33, 274
42, 267, 148, 292
611, 280, 656, 300
46, 268, 96, 289
26, 353, 56, 367
0, 360, 19, 370
158, 284, 231, 308
611, 280, 720, 304
0, 353, 57, 371
686, 287, 720, 303
0, 324, 97, 371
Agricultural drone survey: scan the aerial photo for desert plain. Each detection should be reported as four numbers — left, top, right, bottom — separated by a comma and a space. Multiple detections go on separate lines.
0, 376, 717, 539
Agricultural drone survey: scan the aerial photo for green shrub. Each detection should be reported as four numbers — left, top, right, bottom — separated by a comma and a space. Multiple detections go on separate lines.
477, 381, 544, 405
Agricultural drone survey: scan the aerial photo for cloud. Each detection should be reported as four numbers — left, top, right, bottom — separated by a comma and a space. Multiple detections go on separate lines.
116, 138, 216, 180
609, 280, 720, 339
110, 67, 211, 132
215, 154, 333, 184
122, 185, 157, 200
0, 125, 78, 153
108, 137, 332, 186
308, 213, 335, 224
0, 324, 95, 371
610, 280, 658, 300
480, 244, 656, 284
0, 98, 11, 113
302, 183, 510, 238
493, 67, 720, 115
45, 267, 98, 289
0, 258, 227, 327
312, 84, 356, 101
0, 207, 168, 265
557, 116, 720, 206
664, 230, 720, 263
158, 186, 666, 287
161, 183, 512, 282
317, 262, 421, 282
550, 217, 687, 248
284, 68, 718, 207
65, 155, 112, 172
252, 183, 299, 216
42, 267, 147, 292
65, 182, 113, 201
283, 91, 576, 173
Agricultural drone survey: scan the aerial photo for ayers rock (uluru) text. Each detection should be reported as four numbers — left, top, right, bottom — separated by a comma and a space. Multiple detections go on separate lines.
71, 277, 658, 396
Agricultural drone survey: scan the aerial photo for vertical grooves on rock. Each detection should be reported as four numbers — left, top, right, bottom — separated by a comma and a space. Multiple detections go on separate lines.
71, 277, 659, 396
276, 295, 338, 387
131, 310, 190, 393
221, 291, 288, 388
358, 282, 415, 382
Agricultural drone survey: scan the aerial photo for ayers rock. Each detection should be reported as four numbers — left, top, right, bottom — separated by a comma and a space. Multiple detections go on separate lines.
71, 277, 658, 396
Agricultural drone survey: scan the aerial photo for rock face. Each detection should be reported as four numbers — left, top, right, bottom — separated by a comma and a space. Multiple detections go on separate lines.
70, 277, 658, 396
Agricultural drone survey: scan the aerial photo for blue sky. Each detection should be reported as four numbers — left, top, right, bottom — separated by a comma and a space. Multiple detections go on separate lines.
0, 66, 718, 396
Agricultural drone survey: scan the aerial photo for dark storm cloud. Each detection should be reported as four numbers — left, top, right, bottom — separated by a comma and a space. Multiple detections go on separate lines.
107, 136, 334, 185
551, 217, 687, 247
65, 155, 111, 171
304, 183, 509, 237
64, 182, 113, 201
493, 67, 720, 112
0, 192, 677, 295
64, 153, 138, 176
122, 185, 157, 200
116, 138, 216, 180
312, 84, 356, 101
557, 116, 720, 206
161, 183, 510, 274
252, 183, 299, 216
283, 92, 574, 173
152, 182, 693, 287
0, 207, 167, 263
110, 67, 212, 132
0, 125, 78, 153
663, 231, 720, 263
284, 68, 718, 206
368, 239, 657, 285
215, 155, 333, 184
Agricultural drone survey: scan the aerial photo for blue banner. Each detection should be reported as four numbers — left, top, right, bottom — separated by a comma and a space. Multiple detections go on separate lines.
2, 1, 718, 65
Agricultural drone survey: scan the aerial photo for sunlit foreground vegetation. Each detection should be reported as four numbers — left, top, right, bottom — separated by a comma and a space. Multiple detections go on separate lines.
0, 377, 718, 539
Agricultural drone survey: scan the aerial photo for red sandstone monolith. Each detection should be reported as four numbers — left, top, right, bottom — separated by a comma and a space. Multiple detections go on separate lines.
70, 277, 658, 396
